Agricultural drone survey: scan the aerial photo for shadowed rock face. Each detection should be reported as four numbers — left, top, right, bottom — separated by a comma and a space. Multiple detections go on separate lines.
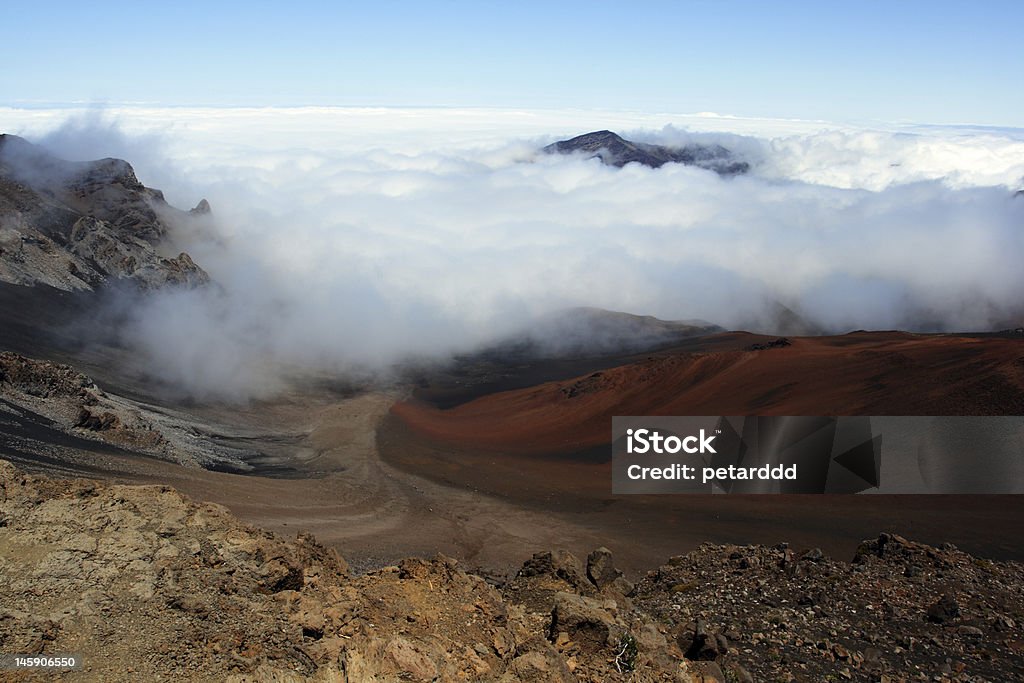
0, 133, 208, 291
0, 350, 259, 469
543, 130, 750, 175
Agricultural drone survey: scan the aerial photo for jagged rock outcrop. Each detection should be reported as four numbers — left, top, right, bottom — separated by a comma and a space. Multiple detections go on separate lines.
543, 130, 749, 175
0, 133, 209, 291
189, 198, 212, 215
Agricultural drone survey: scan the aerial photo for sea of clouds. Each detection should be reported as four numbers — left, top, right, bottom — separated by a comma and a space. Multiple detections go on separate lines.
3, 106, 1022, 399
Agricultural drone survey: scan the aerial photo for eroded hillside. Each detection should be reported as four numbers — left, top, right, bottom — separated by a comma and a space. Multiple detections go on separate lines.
2, 461, 1022, 682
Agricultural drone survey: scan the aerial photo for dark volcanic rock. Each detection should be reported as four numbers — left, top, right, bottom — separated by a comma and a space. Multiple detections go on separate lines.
745, 337, 792, 351
926, 594, 960, 623
587, 546, 623, 589
517, 549, 590, 590
0, 133, 209, 291
543, 130, 749, 175
632, 536, 1024, 682
548, 592, 618, 653
682, 620, 725, 661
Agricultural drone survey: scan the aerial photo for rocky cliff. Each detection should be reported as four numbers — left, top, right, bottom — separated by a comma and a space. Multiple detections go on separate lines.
0, 134, 208, 291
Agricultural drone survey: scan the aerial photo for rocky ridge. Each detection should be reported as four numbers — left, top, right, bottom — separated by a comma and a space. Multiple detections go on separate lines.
1, 461, 1022, 682
0, 133, 208, 291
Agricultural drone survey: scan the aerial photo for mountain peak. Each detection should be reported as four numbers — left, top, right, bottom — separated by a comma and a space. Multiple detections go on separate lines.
190, 198, 212, 215
543, 130, 749, 175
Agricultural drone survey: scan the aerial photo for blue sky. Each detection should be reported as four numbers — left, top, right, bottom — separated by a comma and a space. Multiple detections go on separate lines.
2, 1, 1022, 126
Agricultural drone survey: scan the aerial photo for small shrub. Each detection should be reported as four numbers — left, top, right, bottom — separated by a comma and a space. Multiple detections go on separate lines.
615, 632, 639, 673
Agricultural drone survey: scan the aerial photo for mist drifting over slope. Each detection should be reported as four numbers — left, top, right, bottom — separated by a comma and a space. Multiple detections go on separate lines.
6, 107, 1023, 399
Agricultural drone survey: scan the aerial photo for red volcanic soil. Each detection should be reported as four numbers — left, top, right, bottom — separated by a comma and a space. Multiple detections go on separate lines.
391, 332, 1024, 456
380, 332, 1024, 566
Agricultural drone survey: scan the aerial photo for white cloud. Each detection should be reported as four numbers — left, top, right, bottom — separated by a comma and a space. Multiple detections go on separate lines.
5, 107, 1022, 399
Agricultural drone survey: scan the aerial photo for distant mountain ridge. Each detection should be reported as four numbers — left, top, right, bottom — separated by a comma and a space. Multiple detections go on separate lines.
0, 133, 208, 291
509, 306, 722, 358
543, 130, 749, 175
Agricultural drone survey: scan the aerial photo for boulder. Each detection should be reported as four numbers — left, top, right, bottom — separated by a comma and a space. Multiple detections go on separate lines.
548, 591, 620, 653
926, 594, 960, 623
586, 546, 622, 589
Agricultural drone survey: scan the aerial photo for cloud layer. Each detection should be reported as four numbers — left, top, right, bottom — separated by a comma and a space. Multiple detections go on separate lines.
8, 107, 1024, 399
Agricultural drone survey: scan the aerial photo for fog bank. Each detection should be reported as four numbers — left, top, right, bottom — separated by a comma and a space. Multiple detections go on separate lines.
9, 108, 1023, 399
